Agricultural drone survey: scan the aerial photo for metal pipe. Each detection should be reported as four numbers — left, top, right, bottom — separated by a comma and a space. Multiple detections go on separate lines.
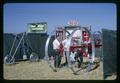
9, 34, 18, 56
91, 33, 95, 63
26, 33, 33, 51
10, 32, 25, 62
45, 27, 92, 74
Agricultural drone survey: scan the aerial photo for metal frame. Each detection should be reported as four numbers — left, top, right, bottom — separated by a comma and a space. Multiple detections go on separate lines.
44, 26, 101, 75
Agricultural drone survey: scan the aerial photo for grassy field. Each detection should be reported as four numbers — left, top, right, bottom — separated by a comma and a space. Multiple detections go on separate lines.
3, 57, 116, 80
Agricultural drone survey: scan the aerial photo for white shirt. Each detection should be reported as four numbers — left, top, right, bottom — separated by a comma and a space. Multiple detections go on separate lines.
62, 38, 71, 51
53, 39, 60, 50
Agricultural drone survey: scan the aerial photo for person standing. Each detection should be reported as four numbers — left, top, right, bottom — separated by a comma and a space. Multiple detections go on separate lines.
53, 37, 61, 68
62, 36, 71, 67
87, 43, 94, 72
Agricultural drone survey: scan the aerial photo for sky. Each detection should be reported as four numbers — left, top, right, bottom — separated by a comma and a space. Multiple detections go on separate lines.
4, 3, 116, 34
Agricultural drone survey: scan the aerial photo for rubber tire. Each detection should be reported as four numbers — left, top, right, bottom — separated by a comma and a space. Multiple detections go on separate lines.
30, 53, 39, 62
4, 55, 15, 64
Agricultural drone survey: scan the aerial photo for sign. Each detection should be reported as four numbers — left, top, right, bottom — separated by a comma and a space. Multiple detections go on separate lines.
27, 22, 47, 33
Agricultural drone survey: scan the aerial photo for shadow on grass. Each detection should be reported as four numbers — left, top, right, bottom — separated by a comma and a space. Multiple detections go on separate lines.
88, 63, 100, 72
75, 60, 101, 73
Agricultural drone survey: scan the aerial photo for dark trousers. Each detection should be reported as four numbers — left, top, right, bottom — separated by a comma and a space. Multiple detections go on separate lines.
75, 51, 83, 68
54, 49, 61, 68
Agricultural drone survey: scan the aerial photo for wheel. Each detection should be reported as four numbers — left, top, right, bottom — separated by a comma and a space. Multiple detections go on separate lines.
23, 54, 27, 60
29, 53, 39, 62
4, 54, 15, 64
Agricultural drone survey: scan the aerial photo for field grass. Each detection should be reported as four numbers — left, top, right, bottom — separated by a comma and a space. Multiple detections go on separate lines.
3, 57, 116, 80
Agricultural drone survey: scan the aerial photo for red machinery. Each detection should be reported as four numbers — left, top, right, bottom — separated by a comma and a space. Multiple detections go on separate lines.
55, 25, 102, 58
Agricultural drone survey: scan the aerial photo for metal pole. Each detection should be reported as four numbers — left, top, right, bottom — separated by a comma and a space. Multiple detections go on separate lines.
23, 35, 25, 55
10, 32, 25, 62
26, 32, 33, 51
9, 34, 17, 56
90, 27, 95, 64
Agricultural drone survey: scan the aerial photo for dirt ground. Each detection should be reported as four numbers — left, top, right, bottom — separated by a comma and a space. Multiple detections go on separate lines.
3, 57, 116, 80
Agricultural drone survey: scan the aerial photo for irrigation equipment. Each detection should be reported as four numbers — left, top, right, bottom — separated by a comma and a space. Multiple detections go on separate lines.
4, 32, 39, 64
45, 26, 102, 75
